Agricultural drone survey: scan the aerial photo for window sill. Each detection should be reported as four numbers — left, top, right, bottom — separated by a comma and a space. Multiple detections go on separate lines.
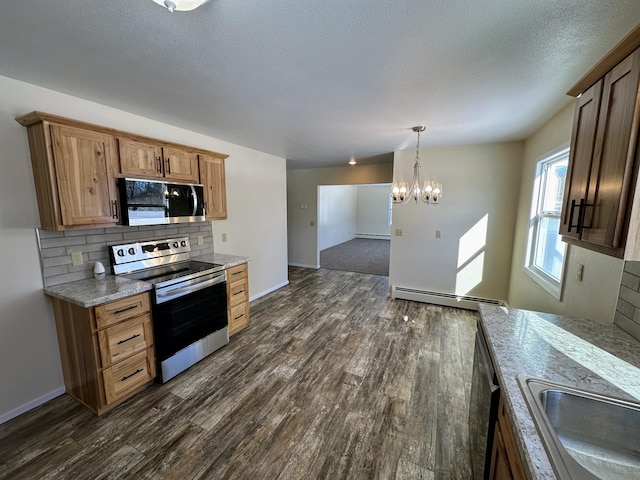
524, 265, 563, 300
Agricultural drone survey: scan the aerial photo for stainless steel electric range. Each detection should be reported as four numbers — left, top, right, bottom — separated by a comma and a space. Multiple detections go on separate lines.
110, 236, 228, 383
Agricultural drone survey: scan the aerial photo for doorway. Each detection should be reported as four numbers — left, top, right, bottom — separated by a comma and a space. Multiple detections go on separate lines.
317, 184, 391, 276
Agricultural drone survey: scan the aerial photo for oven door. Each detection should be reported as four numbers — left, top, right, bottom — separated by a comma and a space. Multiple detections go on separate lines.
152, 275, 228, 376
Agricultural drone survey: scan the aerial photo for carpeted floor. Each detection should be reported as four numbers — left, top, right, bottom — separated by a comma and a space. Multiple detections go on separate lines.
320, 238, 390, 276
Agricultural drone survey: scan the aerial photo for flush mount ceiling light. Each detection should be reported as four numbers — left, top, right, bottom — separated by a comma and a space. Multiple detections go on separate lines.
152, 0, 210, 12
391, 126, 442, 204
349, 157, 357, 165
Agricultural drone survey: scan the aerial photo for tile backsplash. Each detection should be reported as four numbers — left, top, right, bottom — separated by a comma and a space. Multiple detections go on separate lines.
37, 222, 214, 287
615, 261, 640, 341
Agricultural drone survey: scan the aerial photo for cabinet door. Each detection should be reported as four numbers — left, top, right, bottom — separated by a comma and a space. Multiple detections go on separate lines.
582, 49, 640, 248
163, 146, 199, 183
118, 137, 163, 178
50, 125, 119, 227
199, 153, 227, 220
560, 80, 602, 239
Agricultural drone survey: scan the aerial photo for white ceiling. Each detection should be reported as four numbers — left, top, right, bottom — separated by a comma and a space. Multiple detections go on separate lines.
1, 1, 639, 168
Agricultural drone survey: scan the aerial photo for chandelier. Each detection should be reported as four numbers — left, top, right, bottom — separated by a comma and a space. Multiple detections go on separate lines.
391, 126, 442, 205
152, 0, 210, 12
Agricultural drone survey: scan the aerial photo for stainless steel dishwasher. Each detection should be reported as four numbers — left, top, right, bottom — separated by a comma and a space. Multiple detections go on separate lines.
468, 319, 500, 480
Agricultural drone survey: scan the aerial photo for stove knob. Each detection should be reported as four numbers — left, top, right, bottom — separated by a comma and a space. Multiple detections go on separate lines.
173, 241, 179, 248
128, 247, 136, 255
117, 249, 125, 257
180, 240, 187, 247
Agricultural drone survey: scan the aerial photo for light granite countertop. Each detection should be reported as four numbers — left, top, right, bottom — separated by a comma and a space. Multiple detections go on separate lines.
44, 254, 249, 308
478, 304, 640, 479
44, 275, 152, 308
192, 252, 250, 269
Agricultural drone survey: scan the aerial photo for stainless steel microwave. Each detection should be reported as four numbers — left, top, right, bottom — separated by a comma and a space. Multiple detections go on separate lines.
118, 178, 206, 226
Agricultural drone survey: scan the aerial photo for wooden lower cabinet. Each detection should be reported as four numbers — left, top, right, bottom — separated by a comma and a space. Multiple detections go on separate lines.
52, 292, 156, 414
227, 262, 250, 336
490, 394, 526, 480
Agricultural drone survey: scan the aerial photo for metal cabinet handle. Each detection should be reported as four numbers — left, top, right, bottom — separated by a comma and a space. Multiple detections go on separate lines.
233, 290, 245, 296
157, 156, 162, 173
121, 368, 143, 381
166, 157, 171, 174
568, 198, 592, 234
112, 200, 118, 219
114, 305, 137, 315
117, 333, 141, 345
234, 313, 245, 321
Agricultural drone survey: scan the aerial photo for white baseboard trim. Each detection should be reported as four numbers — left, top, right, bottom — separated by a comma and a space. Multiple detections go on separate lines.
0, 386, 66, 424
288, 263, 320, 269
250, 280, 290, 302
391, 285, 507, 311
355, 234, 391, 240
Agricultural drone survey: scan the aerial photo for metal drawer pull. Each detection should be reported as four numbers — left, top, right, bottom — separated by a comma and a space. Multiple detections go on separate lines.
117, 333, 141, 345
121, 368, 144, 381
233, 290, 245, 296
232, 270, 244, 276
114, 305, 138, 315
234, 313, 245, 320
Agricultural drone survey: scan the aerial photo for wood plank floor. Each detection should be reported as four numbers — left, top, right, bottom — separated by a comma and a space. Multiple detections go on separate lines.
0, 267, 478, 480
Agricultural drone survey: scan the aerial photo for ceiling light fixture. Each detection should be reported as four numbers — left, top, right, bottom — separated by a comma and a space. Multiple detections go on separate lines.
349, 157, 356, 165
392, 126, 442, 204
152, 0, 210, 12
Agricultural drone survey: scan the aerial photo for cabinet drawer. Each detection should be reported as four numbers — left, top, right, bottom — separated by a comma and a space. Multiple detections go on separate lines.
95, 293, 150, 329
229, 303, 250, 336
227, 263, 248, 281
98, 313, 153, 367
228, 278, 248, 308
103, 348, 155, 404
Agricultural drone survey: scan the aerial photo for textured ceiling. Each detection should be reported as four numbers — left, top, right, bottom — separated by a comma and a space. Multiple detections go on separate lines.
1, 1, 639, 168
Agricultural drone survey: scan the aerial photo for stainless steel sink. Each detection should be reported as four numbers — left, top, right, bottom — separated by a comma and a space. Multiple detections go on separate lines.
517, 375, 640, 479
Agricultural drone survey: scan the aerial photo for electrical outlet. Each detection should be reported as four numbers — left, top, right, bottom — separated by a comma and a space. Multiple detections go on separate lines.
395, 228, 403, 236
222, 233, 227, 242
71, 252, 83, 266
577, 263, 584, 281
310, 220, 315, 227
197, 235, 203, 246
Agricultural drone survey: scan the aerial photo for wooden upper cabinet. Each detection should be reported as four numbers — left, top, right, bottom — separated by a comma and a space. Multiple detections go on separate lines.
118, 137, 163, 178
163, 146, 199, 182
560, 80, 602, 240
118, 137, 199, 183
199, 153, 228, 220
560, 47, 640, 258
51, 125, 120, 227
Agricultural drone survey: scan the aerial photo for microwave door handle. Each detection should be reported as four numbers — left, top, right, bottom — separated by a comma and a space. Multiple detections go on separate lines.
191, 185, 197, 216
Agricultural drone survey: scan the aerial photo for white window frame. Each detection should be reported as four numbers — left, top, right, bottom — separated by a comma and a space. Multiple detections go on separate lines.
524, 142, 570, 300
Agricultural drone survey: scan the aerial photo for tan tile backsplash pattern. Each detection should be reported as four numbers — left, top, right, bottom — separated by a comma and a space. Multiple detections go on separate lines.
615, 261, 640, 341
37, 223, 214, 287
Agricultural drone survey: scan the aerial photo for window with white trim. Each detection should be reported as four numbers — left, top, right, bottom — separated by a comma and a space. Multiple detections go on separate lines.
525, 144, 569, 299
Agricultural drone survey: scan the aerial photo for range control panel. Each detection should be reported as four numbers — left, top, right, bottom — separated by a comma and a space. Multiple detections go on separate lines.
110, 237, 191, 274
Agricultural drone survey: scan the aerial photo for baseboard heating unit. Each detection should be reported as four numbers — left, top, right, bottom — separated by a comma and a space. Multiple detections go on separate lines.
391, 286, 508, 310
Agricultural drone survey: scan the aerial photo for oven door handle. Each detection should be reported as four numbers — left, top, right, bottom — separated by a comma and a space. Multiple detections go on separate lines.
155, 273, 226, 304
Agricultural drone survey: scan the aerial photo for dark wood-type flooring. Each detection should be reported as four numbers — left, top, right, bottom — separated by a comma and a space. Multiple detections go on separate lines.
0, 267, 478, 480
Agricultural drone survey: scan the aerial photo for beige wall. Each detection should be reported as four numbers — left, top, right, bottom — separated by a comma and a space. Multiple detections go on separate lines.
0, 75, 288, 421
287, 164, 393, 267
507, 103, 624, 322
389, 142, 523, 301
